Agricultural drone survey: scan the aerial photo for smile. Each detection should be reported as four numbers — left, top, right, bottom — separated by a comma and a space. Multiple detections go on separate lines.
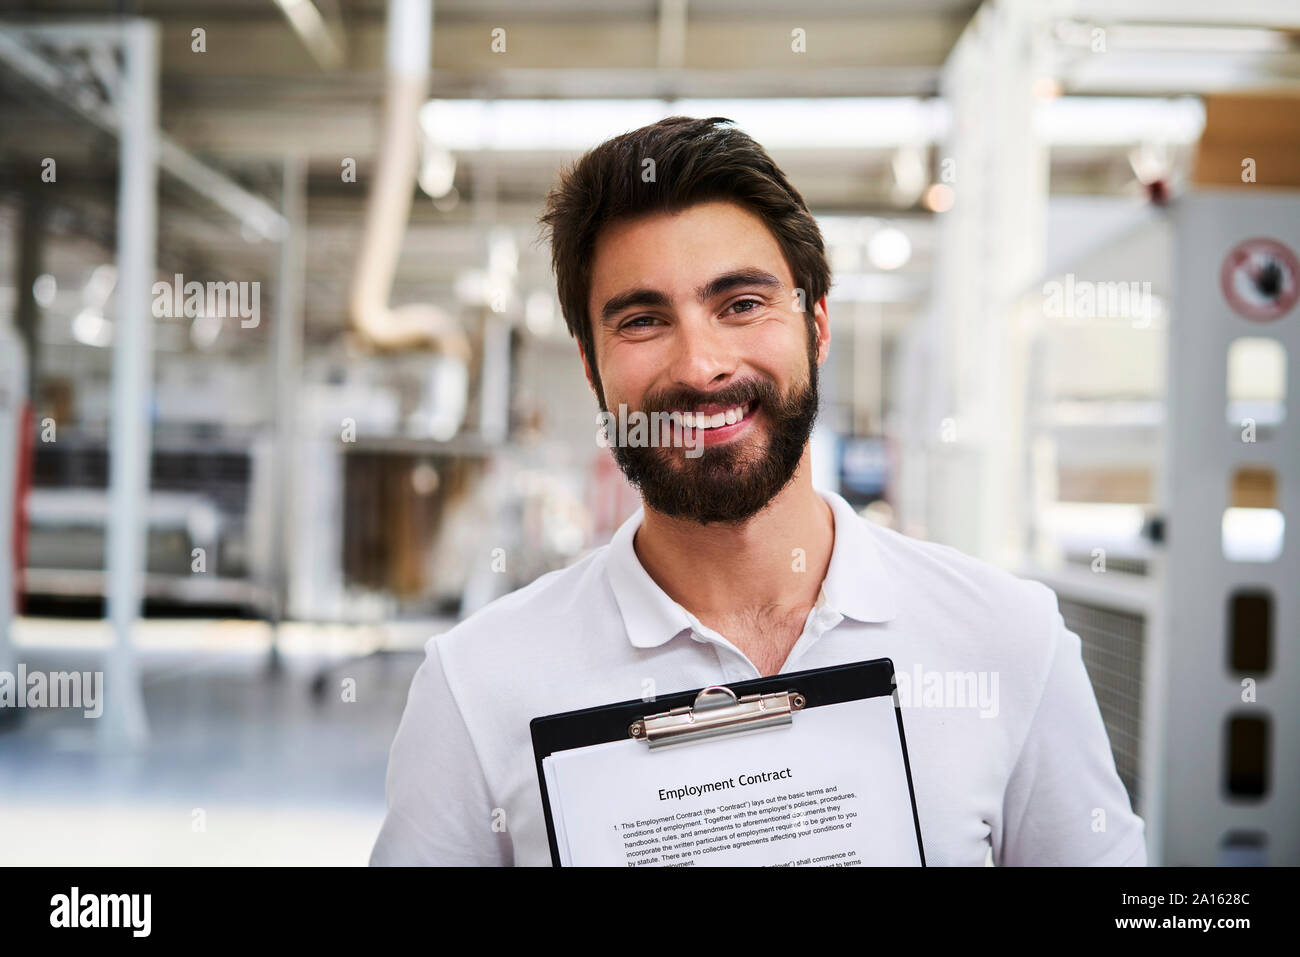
667, 400, 756, 431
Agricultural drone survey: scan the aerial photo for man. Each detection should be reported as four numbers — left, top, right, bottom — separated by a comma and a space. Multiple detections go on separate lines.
371, 116, 1146, 866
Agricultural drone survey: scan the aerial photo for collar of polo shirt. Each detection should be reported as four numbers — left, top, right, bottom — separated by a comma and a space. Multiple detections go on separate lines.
605, 488, 899, 649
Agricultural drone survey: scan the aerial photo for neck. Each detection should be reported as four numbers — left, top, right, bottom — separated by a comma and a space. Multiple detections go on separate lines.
632, 449, 834, 619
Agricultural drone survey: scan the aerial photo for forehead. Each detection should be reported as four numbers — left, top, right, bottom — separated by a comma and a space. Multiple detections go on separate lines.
588, 200, 792, 302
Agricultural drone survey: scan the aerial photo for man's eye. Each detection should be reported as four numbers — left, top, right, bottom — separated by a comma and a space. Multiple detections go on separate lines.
727, 298, 764, 315
621, 316, 657, 330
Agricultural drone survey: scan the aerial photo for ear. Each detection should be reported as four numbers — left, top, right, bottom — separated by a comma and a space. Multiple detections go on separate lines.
812, 295, 831, 367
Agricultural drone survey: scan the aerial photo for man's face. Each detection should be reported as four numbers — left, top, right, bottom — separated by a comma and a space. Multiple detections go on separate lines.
582, 200, 830, 525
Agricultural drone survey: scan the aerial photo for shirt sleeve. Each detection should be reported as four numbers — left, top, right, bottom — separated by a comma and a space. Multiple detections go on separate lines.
370, 637, 512, 866
994, 591, 1148, 866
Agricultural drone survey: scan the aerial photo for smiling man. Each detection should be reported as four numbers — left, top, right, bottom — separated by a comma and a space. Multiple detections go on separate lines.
371, 116, 1146, 867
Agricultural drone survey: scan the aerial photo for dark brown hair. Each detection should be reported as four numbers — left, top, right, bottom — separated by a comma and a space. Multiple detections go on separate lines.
538, 116, 830, 402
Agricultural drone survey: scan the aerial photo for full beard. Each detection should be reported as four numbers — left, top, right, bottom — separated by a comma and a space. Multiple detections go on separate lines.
607, 367, 820, 526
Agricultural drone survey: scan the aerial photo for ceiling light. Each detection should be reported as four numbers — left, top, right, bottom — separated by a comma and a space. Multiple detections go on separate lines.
72, 309, 112, 347
525, 291, 557, 337
32, 273, 56, 308
890, 144, 928, 207
418, 146, 457, 199
418, 98, 950, 151
923, 183, 954, 213
867, 227, 912, 271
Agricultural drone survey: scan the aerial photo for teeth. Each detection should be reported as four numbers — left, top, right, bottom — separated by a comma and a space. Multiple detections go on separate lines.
677, 402, 749, 430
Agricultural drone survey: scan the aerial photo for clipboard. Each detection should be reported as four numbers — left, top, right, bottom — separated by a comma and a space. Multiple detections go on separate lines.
530, 657, 926, 867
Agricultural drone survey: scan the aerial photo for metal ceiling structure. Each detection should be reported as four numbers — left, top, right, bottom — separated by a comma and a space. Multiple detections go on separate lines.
0, 0, 1296, 343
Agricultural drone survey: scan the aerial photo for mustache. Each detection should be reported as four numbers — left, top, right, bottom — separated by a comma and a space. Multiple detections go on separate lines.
640, 378, 776, 415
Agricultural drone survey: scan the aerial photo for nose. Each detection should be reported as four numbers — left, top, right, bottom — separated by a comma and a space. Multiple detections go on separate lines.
667, 312, 737, 394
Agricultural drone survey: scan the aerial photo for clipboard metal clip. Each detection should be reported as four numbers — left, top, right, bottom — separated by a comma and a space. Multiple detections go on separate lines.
629, 685, 806, 750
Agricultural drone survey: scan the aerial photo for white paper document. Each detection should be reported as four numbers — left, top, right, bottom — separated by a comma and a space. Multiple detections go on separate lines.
542, 695, 922, 866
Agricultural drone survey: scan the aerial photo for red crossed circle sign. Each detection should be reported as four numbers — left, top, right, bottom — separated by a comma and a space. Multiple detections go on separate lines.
1220, 237, 1300, 322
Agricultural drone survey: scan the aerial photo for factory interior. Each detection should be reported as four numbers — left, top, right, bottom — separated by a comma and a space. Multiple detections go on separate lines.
0, 0, 1297, 866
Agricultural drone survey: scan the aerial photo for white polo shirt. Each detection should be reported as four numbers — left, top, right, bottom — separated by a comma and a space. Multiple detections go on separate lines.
371, 488, 1147, 866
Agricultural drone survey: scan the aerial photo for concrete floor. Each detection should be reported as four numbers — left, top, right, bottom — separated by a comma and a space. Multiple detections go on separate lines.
0, 620, 432, 865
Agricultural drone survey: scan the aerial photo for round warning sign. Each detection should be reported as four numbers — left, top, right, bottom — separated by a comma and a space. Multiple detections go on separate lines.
1220, 237, 1300, 322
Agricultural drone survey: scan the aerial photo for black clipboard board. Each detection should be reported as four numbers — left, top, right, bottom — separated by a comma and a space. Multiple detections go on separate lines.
529, 657, 925, 867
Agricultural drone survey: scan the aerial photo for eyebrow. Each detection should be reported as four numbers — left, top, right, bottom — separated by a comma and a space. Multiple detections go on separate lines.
696, 267, 783, 303
599, 268, 784, 324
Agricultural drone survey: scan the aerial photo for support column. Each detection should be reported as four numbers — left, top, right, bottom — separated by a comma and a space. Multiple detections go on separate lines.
267, 153, 307, 673
15, 191, 44, 399
100, 19, 159, 749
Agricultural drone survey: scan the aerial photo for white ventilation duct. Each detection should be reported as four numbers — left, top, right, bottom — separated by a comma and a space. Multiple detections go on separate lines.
350, 0, 471, 373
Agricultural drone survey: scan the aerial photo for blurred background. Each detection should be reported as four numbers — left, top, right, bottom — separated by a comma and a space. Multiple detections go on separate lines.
0, 0, 1296, 866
